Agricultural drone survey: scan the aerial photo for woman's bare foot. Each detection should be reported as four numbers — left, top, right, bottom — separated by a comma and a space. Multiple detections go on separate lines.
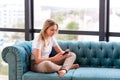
57, 64, 79, 77
58, 69, 67, 77
70, 64, 79, 69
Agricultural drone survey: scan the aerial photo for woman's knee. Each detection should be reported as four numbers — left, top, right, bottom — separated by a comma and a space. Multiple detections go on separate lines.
37, 61, 53, 72
69, 52, 76, 59
41, 60, 52, 67
41, 61, 60, 72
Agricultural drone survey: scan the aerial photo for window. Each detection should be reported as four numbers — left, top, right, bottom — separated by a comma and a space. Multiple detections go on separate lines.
0, 0, 25, 29
34, 0, 99, 31
110, 0, 120, 32
56, 34, 99, 41
109, 37, 120, 42
34, 33, 99, 41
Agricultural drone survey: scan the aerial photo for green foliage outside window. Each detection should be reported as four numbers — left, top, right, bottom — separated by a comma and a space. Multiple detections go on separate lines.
65, 21, 79, 40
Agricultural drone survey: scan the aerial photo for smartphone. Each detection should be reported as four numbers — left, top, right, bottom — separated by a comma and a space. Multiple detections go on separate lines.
62, 49, 69, 55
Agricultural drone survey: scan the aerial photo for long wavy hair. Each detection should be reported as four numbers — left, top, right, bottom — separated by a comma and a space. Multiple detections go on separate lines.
37, 19, 58, 48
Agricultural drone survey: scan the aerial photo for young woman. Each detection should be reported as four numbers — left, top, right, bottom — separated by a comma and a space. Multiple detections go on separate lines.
31, 19, 79, 77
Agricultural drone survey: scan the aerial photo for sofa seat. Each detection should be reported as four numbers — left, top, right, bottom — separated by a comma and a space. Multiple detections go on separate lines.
22, 67, 120, 80
72, 67, 120, 80
22, 69, 75, 80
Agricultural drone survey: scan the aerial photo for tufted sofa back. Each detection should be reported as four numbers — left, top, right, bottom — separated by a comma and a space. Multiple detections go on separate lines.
51, 41, 120, 68
15, 40, 120, 69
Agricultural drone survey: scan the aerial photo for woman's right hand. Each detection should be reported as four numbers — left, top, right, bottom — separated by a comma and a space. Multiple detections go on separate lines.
53, 52, 68, 61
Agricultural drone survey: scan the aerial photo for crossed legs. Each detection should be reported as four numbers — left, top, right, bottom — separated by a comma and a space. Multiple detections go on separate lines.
31, 52, 79, 77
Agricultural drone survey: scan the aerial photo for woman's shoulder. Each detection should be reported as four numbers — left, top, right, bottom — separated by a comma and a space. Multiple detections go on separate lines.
33, 36, 43, 44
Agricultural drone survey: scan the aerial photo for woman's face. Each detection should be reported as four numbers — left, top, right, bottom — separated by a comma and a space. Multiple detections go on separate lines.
46, 25, 58, 37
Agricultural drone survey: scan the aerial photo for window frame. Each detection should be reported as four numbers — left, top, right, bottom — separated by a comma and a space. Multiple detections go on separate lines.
0, 0, 120, 41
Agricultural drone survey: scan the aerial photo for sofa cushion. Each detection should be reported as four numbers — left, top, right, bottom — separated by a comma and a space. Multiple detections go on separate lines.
22, 69, 75, 80
72, 67, 120, 80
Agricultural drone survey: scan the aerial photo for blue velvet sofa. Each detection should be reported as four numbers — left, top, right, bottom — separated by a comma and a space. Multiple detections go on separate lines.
2, 41, 120, 80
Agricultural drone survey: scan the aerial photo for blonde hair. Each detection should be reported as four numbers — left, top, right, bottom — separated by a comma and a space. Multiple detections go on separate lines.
38, 19, 58, 48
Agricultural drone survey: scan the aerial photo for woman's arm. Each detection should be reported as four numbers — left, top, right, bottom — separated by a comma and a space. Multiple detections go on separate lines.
33, 49, 43, 63
53, 45, 64, 54
33, 48, 66, 64
33, 48, 54, 63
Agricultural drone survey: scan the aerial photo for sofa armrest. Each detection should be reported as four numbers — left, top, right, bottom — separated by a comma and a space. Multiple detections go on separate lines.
2, 45, 31, 80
